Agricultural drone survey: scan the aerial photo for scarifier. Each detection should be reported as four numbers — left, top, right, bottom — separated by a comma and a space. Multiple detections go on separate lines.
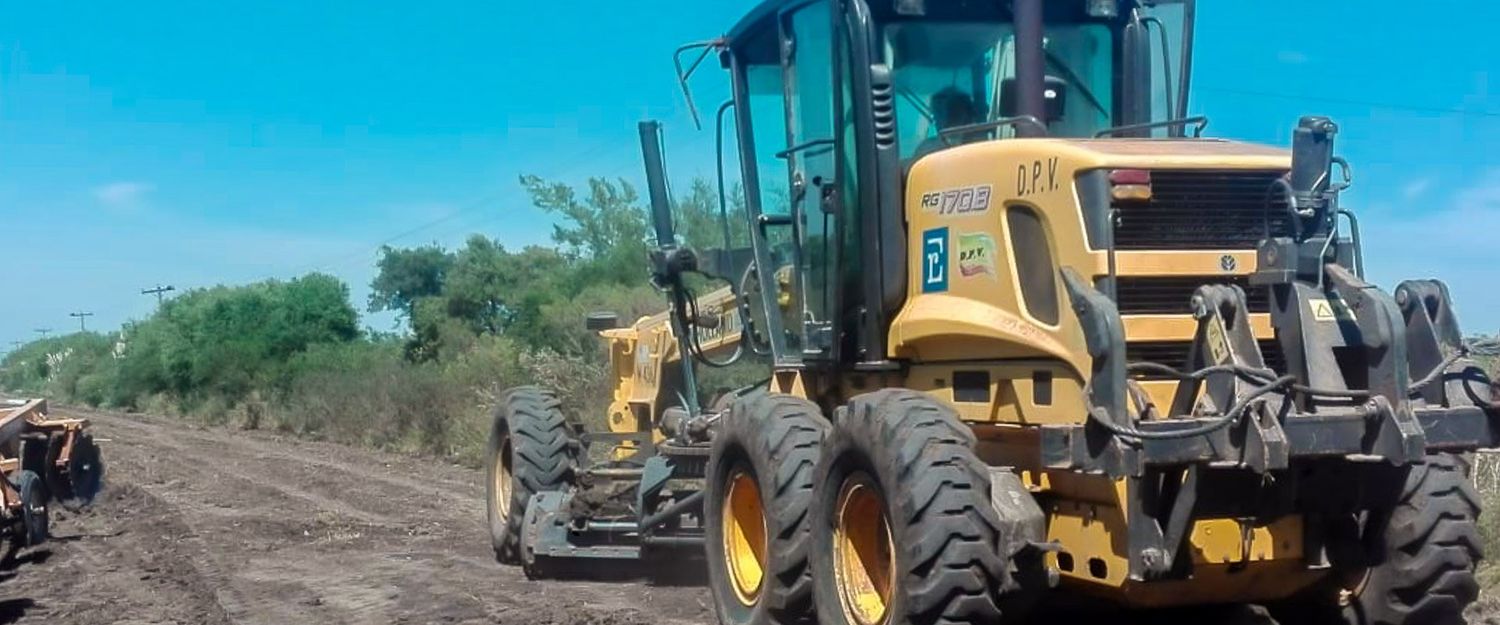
484, 2, 1498, 624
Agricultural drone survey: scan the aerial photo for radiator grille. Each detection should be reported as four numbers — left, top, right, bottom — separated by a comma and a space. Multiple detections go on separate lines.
1113, 170, 1293, 250
1127, 339, 1287, 379
1113, 276, 1271, 315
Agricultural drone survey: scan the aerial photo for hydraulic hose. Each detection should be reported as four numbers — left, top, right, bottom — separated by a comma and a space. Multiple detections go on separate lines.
1407, 350, 1465, 395
1087, 374, 1297, 441
685, 285, 743, 368
1126, 362, 1370, 400
1107, 347, 1477, 443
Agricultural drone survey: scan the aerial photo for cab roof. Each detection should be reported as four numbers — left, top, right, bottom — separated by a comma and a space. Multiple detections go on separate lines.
724, 0, 1116, 46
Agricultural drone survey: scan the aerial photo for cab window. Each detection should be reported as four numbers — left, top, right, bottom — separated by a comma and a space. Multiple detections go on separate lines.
885, 20, 1115, 158
745, 64, 792, 217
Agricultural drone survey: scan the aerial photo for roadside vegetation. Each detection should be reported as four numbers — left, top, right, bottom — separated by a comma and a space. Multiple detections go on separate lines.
0, 174, 753, 466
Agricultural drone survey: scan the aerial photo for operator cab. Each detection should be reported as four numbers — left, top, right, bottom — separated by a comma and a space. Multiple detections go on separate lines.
889, 4, 1113, 156
679, 0, 1194, 370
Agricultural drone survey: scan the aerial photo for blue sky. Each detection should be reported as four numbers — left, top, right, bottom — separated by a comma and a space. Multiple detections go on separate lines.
1, 1, 1497, 349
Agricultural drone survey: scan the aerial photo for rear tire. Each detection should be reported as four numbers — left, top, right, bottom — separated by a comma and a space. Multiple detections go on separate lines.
1273, 452, 1481, 625
704, 393, 828, 625
811, 389, 1031, 625
486, 387, 579, 564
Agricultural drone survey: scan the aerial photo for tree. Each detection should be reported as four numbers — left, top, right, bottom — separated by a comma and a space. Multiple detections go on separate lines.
441, 237, 569, 335
376, 175, 743, 362
520, 175, 649, 261
268, 273, 361, 357
369, 244, 454, 319
109, 274, 361, 405
674, 178, 750, 251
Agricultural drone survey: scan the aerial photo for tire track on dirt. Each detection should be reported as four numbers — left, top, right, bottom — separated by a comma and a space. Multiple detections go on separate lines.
0, 407, 712, 625
3, 405, 1497, 624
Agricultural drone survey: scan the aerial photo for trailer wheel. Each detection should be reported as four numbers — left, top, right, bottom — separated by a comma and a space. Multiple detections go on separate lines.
812, 389, 1031, 625
1276, 453, 1481, 625
705, 392, 827, 625
14, 470, 48, 548
48, 432, 104, 512
486, 387, 578, 564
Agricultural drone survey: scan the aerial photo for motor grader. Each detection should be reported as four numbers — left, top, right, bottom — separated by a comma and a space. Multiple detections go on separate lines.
484, 1, 1498, 624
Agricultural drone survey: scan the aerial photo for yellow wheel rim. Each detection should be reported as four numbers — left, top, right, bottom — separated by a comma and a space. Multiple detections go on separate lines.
722, 468, 769, 606
492, 435, 513, 524
833, 476, 895, 625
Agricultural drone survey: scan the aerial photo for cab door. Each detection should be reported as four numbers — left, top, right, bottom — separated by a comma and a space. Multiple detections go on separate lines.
726, 0, 855, 367
779, 0, 841, 359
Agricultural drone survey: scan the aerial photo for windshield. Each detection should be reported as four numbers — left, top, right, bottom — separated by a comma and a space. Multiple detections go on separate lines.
885, 21, 1115, 159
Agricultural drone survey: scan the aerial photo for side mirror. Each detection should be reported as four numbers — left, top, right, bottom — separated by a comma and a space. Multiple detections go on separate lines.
1120, 17, 1151, 130
999, 76, 1069, 123
585, 311, 621, 331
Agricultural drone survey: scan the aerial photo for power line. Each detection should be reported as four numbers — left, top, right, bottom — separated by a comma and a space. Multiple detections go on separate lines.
69, 311, 95, 332
419, 137, 688, 246
300, 134, 653, 275
301, 193, 508, 273
1196, 87, 1500, 119
142, 284, 176, 306
33, 328, 51, 339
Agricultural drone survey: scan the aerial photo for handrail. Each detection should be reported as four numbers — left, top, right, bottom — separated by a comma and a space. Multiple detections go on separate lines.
774, 138, 836, 160
1094, 116, 1208, 138
938, 115, 1048, 141
673, 39, 726, 130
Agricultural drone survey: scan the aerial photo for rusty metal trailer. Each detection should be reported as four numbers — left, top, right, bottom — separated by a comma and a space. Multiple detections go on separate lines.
0, 398, 103, 552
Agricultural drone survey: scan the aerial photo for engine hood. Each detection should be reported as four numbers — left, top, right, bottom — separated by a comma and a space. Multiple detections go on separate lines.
915, 137, 1292, 174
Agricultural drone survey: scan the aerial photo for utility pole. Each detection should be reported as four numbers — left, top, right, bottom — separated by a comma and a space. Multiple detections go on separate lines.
142, 284, 176, 306
34, 328, 51, 339
69, 311, 95, 332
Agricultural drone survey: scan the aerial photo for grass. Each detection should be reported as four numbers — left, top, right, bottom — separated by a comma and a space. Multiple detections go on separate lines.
1475, 452, 1500, 588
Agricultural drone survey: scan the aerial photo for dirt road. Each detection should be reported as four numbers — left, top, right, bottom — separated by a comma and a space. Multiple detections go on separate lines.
0, 407, 712, 625
3, 406, 1495, 625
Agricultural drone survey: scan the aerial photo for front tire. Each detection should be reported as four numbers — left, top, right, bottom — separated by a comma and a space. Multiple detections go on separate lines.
485, 387, 578, 564
1276, 452, 1481, 625
811, 389, 1031, 625
704, 393, 828, 625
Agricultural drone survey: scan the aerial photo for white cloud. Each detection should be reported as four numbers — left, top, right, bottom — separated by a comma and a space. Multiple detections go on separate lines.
1276, 50, 1309, 64
1459, 171, 1500, 206
1362, 171, 1500, 331
93, 181, 155, 209
1401, 177, 1433, 200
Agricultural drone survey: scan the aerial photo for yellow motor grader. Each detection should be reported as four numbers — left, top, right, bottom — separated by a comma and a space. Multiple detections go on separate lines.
484, 1, 1496, 624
